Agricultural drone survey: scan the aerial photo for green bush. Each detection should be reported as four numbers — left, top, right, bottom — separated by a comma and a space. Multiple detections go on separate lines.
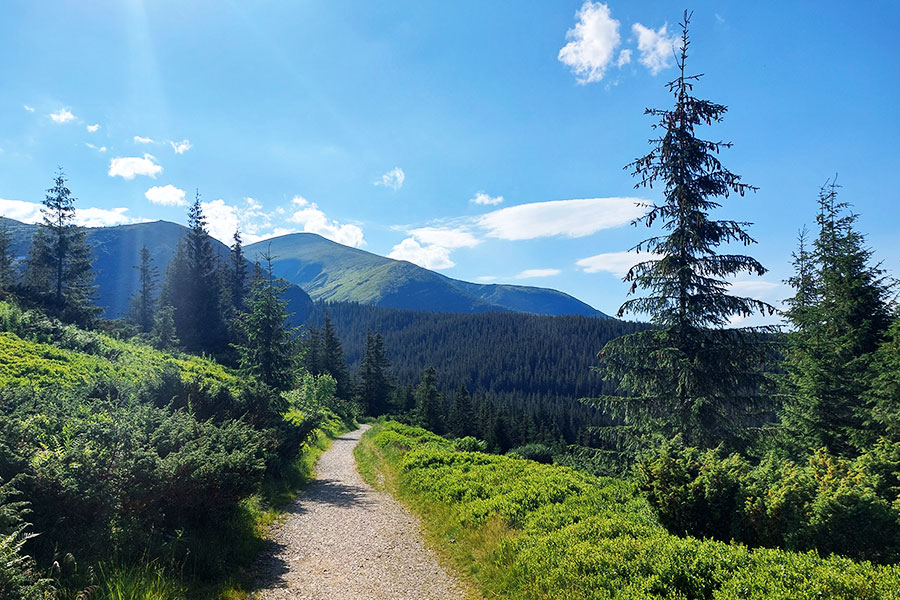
636, 439, 900, 563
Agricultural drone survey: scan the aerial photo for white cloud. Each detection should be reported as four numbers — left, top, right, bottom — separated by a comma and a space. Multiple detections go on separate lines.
632, 22, 681, 75
558, 2, 624, 84
470, 191, 504, 206
170, 139, 192, 154
516, 268, 561, 279
145, 184, 186, 206
0, 197, 138, 227
576, 250, 660, 277
477, 197, 644, 241
375, 167, 405, 191
475, 276, 498, 283
407, 226, 480, 249
134, 135, 154, 144
388, 238, 455, 270
288, 196, 366, 247
616, 48, 632, 67
74, 207, 138, 227
49, 108, 76, 123
24, 105, 35, 113
86, 124, 100, 133
108, 154, 163, 179
85, 143, 107, 153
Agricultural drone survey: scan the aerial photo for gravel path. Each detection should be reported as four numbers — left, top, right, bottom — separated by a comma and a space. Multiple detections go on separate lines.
253, 425, 468, 600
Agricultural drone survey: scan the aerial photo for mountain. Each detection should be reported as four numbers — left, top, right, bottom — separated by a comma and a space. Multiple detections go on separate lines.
246, 232, 608, 317
1, 217, 315, 322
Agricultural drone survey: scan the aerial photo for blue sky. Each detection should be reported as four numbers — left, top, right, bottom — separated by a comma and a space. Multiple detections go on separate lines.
1, 1, 898, 322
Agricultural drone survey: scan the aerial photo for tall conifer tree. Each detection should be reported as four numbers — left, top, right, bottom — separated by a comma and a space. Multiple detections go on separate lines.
128, 245, 158, 333
235, 254, 298, 391
587, 13, 776, 450
161, 191, 228, 354
781, 182, 892, 455
24, 170, 98, 324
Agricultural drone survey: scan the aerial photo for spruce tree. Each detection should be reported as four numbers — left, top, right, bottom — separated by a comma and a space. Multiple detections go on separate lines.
161, 192, 228, 354
359, 332, 393, 416
235, 253, 299, 391
128, 245, 158, 333
228, 228, 248, 313
781, 182, 892, 455
320, 314, 351, 399
24, 169, 99, 324
415, 366, 444, 434
447, 385, 474, 438
587, 13, 776, 450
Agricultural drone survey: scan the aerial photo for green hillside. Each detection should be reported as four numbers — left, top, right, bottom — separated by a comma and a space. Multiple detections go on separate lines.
248, 232, 608, 317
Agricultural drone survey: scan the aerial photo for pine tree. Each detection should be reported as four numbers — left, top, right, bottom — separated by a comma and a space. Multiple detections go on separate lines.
319, 313, 351, 399
587, 14, 776, 450
864, 315, 900, 441
128, 245, 158, 333
161, 191, 228, 354
235, 253, 299, 391
447, 385, 473, 438
359, 332, 393, 416
24, 169, 99, 324
781, 182, 892, 455
228, 228, 248, 313
415, 366, 444, 434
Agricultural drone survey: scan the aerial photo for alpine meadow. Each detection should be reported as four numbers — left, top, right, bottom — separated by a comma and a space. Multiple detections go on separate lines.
2, 3, 899, 600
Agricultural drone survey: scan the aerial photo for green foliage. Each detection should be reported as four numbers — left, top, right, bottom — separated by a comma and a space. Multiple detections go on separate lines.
636, 438, 900, 563
128, 245, 158, 334
360, 422, 900, 600
587, 15, 776, 453
781, 182, 893, 456
0, 478, 54, 600
506, 443, 555, 464
22, 170, 99, 325
160, 193, 229, 356
358, 332, 393, 416
234, 255, 299, 391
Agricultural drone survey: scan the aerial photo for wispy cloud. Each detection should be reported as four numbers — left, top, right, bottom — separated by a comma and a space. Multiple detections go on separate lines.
470, 191, 504, 206
85, 143, 107, 153
23, 105, 35, 113
575, 250, 659, 277
477, 197, 644, 241
108, 154, 163, 179
288, 196, 365, 247
134, 135, 155, 144
49, 108, 76, 123
558, 2, 629, 84
169, 139, 192, 154
516, 268, 561, 279
632, 22, 681, 75
375, 167, 405, 191
145, 184, 186, 206
86, 124, 100, 133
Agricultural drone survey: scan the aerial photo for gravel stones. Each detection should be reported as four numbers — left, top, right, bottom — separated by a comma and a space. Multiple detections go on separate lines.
253, 426, 467, 600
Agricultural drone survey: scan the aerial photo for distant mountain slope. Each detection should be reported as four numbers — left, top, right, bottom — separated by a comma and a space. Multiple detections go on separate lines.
247, 232, 608, 317
1, 217, 314, 321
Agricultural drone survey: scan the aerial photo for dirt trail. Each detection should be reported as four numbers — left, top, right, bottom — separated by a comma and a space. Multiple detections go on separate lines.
253, 425, 467, 600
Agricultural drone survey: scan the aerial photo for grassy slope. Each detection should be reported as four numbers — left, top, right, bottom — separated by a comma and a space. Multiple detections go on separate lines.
356, 422, 900, 600
0, 302, 350, 600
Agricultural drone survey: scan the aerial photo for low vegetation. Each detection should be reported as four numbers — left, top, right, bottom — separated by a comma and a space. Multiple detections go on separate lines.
0, 300, 355, 599
357, 422, 900, 600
